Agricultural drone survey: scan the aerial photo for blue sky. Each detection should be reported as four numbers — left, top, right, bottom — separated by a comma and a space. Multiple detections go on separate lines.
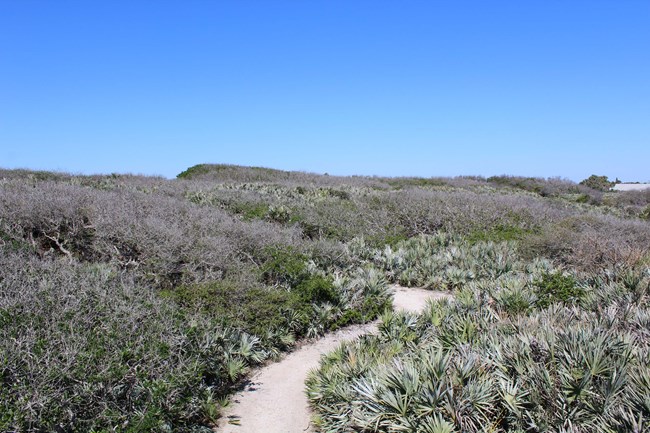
1, 1, 649, 181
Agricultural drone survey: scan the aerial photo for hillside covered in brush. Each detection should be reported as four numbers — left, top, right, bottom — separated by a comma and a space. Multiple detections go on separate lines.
1, 164, 649, 432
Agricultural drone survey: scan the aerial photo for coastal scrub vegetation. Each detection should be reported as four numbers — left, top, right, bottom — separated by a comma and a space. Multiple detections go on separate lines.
307, 236, 650, 432
1, 164, 649, 432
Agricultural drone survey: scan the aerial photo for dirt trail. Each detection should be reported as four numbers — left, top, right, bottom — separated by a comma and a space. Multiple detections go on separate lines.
216, 285, 452, 433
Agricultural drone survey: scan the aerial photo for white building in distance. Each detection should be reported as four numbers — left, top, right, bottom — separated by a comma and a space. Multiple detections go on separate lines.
612, 183, 650, 191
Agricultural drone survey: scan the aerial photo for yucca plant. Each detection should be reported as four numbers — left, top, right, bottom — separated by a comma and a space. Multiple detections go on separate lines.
307, 263, 650, 433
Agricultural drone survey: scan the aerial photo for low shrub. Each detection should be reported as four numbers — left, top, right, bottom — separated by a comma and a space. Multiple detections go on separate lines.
176, 163, 213, 179
162, 281, 310, 337
261, 247, 309, 287
231, 201, 271, 220
520, 214, 650, 271
294, 275, 339, 305
0, 254, 267, 432
534, 271, 583, 308
641, 204, 650, 221
467, 224, 535, 244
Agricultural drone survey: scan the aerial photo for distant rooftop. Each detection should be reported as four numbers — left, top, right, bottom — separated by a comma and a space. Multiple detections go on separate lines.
612, 183, 650, 191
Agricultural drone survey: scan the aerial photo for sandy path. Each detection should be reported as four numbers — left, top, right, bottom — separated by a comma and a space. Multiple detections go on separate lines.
391, 285, 452, 313
216, 285, 451, 433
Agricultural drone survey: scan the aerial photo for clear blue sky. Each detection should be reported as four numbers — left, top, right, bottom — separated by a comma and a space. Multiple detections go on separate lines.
1, 1, 649, 181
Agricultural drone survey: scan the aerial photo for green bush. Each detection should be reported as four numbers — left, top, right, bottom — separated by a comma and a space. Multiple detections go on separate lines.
366, 227, 409, 248
176, 163, 213, 179
534, 271, 583, 308
231, 202, 270, 220
641, 204, 650, 221
295, 275, 339, 305
163, 280, 310, 336
467, 224, 534, 244
579, 174, 615, 191
259, 246, 340, 305
261, 247, 309, 287
331, 309, 363, 329
360, 295, 392, 319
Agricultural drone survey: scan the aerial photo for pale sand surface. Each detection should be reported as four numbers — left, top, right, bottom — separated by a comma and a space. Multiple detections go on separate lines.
612, 183, 650, 191
216, 285, 452, 433
391, 284, 452, 313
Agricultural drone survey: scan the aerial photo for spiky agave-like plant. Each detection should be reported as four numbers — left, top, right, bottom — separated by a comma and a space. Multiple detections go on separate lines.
307, 269, 650, 432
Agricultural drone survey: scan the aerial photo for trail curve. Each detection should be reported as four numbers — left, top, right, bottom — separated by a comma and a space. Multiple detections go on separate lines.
216, 285, 452, 433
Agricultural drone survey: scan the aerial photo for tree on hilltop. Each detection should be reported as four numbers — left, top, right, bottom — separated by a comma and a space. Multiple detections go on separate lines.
579, 174, 617, 191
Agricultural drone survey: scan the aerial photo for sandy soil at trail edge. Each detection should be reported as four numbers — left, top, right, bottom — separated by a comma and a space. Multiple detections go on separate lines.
215, 285, 452, 433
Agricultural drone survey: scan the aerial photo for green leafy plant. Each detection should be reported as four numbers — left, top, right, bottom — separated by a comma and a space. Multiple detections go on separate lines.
579, 174, 615, 191
641, 204, 650, 221
534, 271, 583, 308
295, 274, 339, 305
261, 247, 309, 287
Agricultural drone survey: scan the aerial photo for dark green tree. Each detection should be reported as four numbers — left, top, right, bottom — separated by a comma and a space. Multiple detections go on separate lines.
579, 174, 615, 191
